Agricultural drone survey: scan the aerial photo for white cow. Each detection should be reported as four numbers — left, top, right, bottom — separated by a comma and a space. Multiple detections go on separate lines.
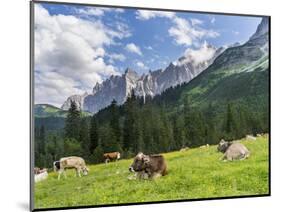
35, 168, 48, 183
53, 156, 89, 180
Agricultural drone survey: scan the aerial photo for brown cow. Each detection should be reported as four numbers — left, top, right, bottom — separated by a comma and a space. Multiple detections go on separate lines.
129, 152, 167, 179
103, 152, 121, 163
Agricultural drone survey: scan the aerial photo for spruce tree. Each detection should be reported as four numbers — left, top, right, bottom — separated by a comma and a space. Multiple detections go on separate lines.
109, 99, 121, 145
123, 90, 137, 152
64, 101, 81, 140
79, 118, 90, 159
89, 116, 99, 154
39, 125, 46, 155
224, 102, 238, 139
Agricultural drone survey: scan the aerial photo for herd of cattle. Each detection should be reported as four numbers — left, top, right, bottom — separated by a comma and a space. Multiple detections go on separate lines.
34, 134, 265, 182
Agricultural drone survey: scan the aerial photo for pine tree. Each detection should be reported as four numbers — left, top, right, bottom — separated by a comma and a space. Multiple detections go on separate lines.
91, 142, 104, 164
172, 116, 185, 150
123, 90, 137, 152
224, 102, 238, 139
109, 99, 121, 145
89, 116, 99, 154
39, 125, 46, 155
183, 95, 193, 146
64, 101, 81, 140
79, 118, 90, 159
64, 138, 82, 156
205, 103, 219, 145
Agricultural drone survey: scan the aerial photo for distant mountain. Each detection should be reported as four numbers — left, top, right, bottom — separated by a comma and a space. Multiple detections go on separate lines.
61, 92, 88, 111
154, 17, 269, 112
34, 104, 92, 118
62, 43, 225, 113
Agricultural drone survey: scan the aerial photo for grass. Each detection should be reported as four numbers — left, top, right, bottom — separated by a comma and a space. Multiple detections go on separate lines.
34, 135, 269, 209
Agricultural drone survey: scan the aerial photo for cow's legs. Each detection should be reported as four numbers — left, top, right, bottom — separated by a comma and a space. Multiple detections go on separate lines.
58, 169, 65, 180
63, 170, 67, 179
58, 171, 61, 180
77, 168, 81, 177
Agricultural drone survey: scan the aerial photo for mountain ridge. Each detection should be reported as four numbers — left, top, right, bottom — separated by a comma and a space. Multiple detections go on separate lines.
62, 43, 225, 113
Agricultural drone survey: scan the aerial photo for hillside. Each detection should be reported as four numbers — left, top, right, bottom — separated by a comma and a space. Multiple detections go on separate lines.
34, 104, 92, 118
34, 136, 269, 209
153, 17, 269, 114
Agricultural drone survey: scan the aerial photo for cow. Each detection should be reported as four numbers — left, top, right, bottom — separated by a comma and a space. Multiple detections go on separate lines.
53, 156, 89, 180
246, 135, 257, 141
180, 146, 189, 152
199, 144, 209, 149
129, 152, 167, 180
217, 139, 250, 161
103, 152, 121, 164
34, 167, 41, 175
35, 168, 48, 183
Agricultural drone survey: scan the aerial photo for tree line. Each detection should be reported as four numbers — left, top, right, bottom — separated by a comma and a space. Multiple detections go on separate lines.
34, 91, 268, 168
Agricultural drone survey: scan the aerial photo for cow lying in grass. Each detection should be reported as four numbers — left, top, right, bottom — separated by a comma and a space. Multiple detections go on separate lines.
53, 156, 89, 180
129, 152, 167, 180
217, 139, 250, 161
103, 152, 121, 164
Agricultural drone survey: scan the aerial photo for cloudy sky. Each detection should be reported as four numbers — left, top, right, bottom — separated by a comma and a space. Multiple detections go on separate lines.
34, 2, 261, 107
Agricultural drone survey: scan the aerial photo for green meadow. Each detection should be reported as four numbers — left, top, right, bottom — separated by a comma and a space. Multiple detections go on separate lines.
34, 136, 269, 209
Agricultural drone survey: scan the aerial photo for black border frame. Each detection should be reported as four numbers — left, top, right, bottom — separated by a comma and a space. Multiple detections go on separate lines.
30, 1, 271, 211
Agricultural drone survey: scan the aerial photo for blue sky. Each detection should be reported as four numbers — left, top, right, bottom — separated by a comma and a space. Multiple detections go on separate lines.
34, 2, 262, 106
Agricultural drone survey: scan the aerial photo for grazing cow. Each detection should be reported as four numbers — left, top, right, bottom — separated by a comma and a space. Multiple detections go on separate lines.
103, 152, 121, 163
217, 139, 250, 161
199, 144, 209, 149
129, 152, 167, 179
246, 135, 257, 141
180, 146, 189, 152
35, 168, 48, 183
54, 156, 89, 180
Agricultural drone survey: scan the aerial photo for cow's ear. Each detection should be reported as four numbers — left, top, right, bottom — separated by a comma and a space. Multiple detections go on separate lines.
143, 156, 150, 164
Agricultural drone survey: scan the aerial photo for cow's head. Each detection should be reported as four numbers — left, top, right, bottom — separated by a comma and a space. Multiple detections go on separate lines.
129, 152, 150, 172
117, 152, 121, 160
217, 139, 232, 153
82, 167, 89, 176
53, 161, 60, 172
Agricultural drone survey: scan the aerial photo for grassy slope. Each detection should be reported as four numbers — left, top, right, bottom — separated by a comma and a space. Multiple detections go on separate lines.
35, 136, 269, 209
34, 104, 92, 118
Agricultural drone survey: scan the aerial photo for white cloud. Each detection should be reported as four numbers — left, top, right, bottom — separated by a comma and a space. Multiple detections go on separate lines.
191, 18, 203, 26
136, 61, 148, 69
77, 7, 108, 16
115, 8, 125, 13
135, 10, 219, 47
108, 53, 126, 63
125, 43, 143, 56
168, 17, 220, 46
76, 7, 124, 16
232, 30, 240, 35
136, 10, 175, 20
145, 46, 153, 50
34, 4, 123, 106
180, 41, 217, 66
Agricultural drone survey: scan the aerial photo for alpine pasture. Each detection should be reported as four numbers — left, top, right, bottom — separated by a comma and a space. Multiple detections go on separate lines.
34, 135, 269, 209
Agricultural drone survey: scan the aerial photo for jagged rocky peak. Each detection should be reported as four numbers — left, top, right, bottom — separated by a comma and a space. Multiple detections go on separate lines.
124, 68, 139, 79
61, 92, 88, 111
250, 17, 269, 40
93, 82, 103, 94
